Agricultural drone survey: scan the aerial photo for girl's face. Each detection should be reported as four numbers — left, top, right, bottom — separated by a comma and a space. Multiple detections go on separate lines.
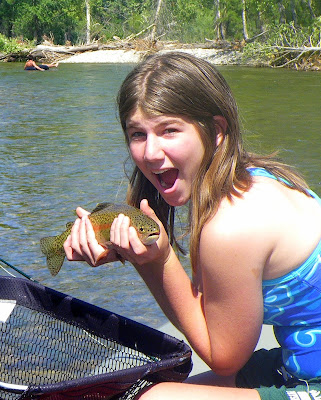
126, 109, 205, 206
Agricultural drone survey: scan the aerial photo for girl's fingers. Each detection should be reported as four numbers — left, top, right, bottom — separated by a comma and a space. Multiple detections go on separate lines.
84, 216, 99, 248
70, 218, 82, 255
84, 217, 110, 265
119, 215, 131, 249
64, 228, 87, 262
128, 226, 146, 254
65, 216, 105, 266
76, 216, 95, 265
140, 199, 160, 223
63, 234, 74, 259
111, 214, 126, 246
110, 213, 151, 265
76, 207, 90, 218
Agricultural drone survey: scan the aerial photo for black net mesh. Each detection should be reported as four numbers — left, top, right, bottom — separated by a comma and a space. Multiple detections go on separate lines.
0, 277, 192, 400
0, 304, 155, 400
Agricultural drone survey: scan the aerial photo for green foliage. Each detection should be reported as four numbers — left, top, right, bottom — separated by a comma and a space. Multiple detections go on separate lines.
243, 21, 321, 67
155, 0, 216, 42
90, 0, 154, 40
11, 0, 84, 44
0, 0, 320, 47
0, 33, 25, 53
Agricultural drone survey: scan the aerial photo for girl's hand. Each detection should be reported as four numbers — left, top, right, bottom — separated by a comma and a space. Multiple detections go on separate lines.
63, 207, 120, 267
110, 199, 171, 268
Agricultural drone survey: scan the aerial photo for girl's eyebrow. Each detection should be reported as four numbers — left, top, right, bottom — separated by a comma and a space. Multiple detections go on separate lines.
125, 121, 144, 132
126, 122, 140, 129
126, 118, 185, 130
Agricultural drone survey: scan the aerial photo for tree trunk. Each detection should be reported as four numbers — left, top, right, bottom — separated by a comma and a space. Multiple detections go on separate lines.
290, 0, 297, 25
150, 0, 163, 42
278, 0, 286, 24
242, 0, 249, 40
85, 0, 91, 44
305, 0, 315, 18
214, 0, 224, 40
257, 10, 264, 33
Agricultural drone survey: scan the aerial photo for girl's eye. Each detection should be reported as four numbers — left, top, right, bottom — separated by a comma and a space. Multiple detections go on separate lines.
129, 131, 146, 140
163, 128, 177, 135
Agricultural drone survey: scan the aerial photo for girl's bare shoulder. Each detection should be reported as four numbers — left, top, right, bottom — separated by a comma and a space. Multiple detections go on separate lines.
205, 179, 281, 237
201, 177, 321, 279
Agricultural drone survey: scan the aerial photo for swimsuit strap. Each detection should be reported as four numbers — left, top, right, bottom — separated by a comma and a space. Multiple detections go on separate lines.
247, 167, 278, 180
247, 167, 321, 204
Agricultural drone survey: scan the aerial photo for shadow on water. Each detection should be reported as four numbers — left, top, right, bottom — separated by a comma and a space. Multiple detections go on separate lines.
0, 62, 320, 327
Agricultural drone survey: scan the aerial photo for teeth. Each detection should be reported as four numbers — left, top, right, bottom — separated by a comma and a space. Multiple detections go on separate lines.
153, 169, 171, 175
153, 169, 174, 189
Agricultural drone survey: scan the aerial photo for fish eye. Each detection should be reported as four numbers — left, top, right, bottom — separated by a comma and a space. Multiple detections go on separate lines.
139, 227, 144, 232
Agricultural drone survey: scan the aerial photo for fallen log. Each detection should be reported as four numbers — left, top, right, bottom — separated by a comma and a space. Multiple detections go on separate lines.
270, 45, 321, 52
30, 43, 100, 57
269, 45, 321, 69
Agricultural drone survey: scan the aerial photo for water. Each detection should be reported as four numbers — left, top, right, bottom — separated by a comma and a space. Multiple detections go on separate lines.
0, 62, 320, 328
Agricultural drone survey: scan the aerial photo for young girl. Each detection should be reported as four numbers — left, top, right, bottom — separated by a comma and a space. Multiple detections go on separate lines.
64, 52, 321, 400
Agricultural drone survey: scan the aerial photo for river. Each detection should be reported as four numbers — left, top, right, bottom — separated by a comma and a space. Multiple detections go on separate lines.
0, 61, 320, 328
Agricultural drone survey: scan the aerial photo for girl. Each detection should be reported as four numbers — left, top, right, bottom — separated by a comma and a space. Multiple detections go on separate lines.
64, 52, 321, 400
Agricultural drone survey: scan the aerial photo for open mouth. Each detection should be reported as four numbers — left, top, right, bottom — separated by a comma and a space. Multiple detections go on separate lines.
154, 169, 178, 189
143, 232, 160, 245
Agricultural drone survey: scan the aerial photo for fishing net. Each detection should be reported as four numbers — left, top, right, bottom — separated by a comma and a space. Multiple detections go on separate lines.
0, 276, 192, 400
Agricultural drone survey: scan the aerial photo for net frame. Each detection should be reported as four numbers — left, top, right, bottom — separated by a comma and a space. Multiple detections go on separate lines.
0, 276, 192, 400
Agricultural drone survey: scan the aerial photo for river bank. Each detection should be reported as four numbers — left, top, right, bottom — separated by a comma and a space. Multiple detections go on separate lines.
58, 47, 245, 65
2, 38, 319, 69
2, 40, 254, 66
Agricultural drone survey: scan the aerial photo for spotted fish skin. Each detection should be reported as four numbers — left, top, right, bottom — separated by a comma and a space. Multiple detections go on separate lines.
40, 203, 160, 276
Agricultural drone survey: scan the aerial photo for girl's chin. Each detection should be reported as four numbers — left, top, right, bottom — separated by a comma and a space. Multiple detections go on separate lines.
159, 188, 190, 207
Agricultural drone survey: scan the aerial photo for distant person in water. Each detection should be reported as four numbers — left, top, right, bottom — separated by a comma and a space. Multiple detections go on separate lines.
24, 55, 58, 71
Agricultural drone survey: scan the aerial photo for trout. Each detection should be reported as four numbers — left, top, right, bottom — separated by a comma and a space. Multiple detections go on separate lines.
40, 202, 160, 276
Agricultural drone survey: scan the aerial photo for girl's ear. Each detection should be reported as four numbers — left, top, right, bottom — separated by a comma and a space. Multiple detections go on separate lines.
213, 115, 228, 146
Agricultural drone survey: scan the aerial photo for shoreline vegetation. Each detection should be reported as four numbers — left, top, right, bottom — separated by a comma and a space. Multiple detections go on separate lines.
1, 37, 320, 71
1, 1, 320, 71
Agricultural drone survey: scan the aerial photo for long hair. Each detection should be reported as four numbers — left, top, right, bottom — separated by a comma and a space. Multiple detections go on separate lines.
117, 52, 310, 272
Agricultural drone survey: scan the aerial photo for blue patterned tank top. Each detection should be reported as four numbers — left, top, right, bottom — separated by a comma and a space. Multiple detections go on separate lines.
248, 167, 321, 379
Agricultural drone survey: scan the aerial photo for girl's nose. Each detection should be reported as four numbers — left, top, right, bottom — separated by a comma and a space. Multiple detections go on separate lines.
144, 134, 164, 162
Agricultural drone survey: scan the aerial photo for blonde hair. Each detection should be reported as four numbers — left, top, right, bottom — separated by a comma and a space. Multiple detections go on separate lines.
117, 52, 310, 272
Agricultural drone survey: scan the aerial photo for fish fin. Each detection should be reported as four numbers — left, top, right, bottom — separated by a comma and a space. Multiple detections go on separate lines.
96, 249, 125, 265
47, 253, 65, 276
91, 202, 112, 214
40, 236, 65, 276
40, 236, 56, 255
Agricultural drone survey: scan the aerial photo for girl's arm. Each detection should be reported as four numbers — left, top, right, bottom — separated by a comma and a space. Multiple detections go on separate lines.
110, 200, 266, 375
64, 200, 266, 375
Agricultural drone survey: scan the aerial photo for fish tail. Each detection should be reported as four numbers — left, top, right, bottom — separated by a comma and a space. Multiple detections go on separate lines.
40, 236, 65, 276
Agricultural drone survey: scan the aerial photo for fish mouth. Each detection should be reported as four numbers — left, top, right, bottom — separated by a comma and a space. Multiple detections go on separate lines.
154, 169, 178, 190
142, 233, 160, 246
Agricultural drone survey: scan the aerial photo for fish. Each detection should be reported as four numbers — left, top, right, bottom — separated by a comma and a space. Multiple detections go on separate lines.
40, 202, 160, 276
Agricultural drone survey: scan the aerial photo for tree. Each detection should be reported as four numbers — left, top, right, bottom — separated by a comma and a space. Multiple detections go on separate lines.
0, 0, 320, 47
306, 0, 316, 18
214, 0, 225, 39
85, 0, 90, 43
242, 0, 249, 39
150, 0, 164, 41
